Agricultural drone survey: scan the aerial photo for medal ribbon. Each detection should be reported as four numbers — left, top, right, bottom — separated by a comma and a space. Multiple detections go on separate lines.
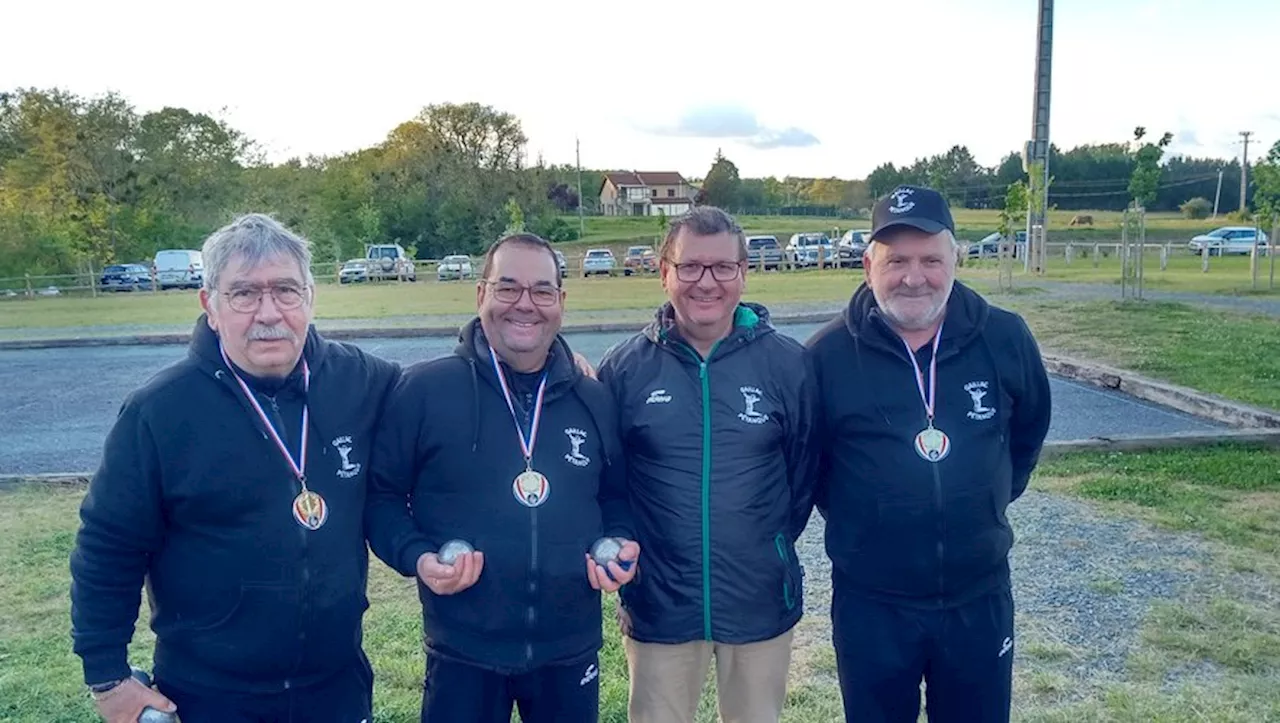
899, 321, 944, 428
488, 345, 548, 469
219, 345, 311, 489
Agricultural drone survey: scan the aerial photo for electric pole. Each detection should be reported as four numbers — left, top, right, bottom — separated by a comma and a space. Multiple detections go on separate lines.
1212, 168, 1223, 219
1025, 0, 1054, 275
1239, 131, 1253, 213
576, 136, 585, 239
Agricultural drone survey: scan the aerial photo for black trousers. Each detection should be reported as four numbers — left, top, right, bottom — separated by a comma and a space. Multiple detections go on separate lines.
832, 581, 1014, 723
420, 652, 600, 723
155, 655, 373, 723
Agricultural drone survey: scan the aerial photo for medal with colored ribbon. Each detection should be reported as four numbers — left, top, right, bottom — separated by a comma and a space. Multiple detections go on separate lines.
488, 345, 551, 508
901, 322, 951, 463
219, 346, 327, 530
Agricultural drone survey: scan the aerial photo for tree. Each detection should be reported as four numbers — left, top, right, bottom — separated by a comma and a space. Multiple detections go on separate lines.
1251, 140, 1280, 232
1179, 197, 1212, 220
1128, 127, 1173, 208
503, 198, 526, 234
998, 181, 1028, 240
867, 163, 905, 199
417, 102, 527, 171
699, 149, 741, 209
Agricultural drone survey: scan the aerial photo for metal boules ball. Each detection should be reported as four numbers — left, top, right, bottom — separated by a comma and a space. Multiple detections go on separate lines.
590, 536, 633, 579
128, 667, 177, 723
438, 539, 475, 566
129, 667, 153, 688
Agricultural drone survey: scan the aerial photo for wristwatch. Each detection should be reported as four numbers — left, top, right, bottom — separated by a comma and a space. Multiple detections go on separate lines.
88, 678, 128, 698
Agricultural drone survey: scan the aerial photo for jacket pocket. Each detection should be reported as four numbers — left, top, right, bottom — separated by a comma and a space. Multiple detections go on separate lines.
773, 533, 800, 612
540, 541, 600, 641
171, 584, 302, 679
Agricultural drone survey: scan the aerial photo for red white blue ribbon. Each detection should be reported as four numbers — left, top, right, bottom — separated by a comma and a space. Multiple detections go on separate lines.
899, 321, 944, 427
219, 345, 311, 485
488, 345, 548, 466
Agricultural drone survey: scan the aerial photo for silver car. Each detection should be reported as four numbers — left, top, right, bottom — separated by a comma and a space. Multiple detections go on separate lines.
437, 254, 474, 281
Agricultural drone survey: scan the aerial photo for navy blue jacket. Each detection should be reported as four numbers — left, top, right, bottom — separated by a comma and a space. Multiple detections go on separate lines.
805, 282, 1051, 607
364, 319, 633, 674
70, 317, 400, 691
599, 303, 818, 645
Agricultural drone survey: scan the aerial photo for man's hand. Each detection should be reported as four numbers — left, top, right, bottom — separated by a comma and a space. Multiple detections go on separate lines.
93, 677, 176, 723
573, 351, 598, 380
417, 550, 484, 595
586, 539, 640, 593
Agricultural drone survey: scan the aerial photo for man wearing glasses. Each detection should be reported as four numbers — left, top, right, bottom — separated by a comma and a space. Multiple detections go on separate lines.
597, 207, 818, 723
70, 213, 400, 723
365, 233, 637, 722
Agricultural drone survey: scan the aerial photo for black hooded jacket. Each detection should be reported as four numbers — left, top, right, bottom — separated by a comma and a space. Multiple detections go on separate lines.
805, 281, 1051, 607
364, 318, 633, 674
70, 316, 400, 691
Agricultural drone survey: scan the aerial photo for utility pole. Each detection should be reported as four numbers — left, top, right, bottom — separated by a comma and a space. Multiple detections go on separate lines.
1024, 0, 1054, 275
576, 136, 585, 239
1212, 168, 1223, 219
1239, 131, 1253, 213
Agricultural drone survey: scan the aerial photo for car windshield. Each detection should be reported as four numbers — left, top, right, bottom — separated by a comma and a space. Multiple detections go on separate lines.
444, 256, 467, 262
1207, 229, 1232, 238
749, 238, 776, 248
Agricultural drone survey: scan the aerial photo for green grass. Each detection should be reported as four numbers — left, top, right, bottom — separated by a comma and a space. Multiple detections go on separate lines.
1018, 446, 1280, 722
967, 250, 1279, 296
1035, 445, 1280, 556
997, 299, 1280, 410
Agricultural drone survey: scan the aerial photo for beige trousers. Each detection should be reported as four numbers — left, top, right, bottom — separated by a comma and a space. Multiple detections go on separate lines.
624, 628, 794, 723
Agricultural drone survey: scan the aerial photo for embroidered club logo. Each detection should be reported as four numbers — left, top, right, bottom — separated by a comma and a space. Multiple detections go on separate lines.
564, 427, 590, 467
332, 435, 362, 478
964, 381, 996, 421
645, 388, 672, 404
888, 186, 916, 214
737, 386, 769, 424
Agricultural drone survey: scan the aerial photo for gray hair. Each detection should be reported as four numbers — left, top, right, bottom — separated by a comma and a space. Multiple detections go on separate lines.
659, 206, 748, 261
202, 213, 315, 292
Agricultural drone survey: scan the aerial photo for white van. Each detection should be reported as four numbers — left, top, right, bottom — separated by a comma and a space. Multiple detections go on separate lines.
153, 249, 204, 290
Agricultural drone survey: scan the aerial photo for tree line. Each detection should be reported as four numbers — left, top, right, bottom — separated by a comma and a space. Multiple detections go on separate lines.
2, 87, 1276, 279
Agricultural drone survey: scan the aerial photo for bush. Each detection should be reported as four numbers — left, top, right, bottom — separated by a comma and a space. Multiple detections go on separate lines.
1180, 197, 1212, 220
528, 214, 579, 243
1225, 209, 1253, 224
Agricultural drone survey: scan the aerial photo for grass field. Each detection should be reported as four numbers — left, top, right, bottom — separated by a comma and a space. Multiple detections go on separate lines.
2, 446, 1277, 722
964, 251, 1278, 296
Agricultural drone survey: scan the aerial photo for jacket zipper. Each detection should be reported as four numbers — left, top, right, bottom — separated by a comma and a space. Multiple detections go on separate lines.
671, 340, 718, 641
527, 506, 538, 665
264, 392, 307, 685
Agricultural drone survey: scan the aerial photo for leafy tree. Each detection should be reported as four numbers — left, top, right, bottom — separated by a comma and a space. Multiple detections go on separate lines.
1128, 127, 1173, 208
699, 149, 741, 209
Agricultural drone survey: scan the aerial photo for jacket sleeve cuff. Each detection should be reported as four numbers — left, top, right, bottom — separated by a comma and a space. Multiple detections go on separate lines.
81, 649, 131, 687
398, 539, 436, 579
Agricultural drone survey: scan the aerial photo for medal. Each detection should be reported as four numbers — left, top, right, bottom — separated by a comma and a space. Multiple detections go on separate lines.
901, 322, 951, 464
489, 345, 552, 509
219, 345, 327, 530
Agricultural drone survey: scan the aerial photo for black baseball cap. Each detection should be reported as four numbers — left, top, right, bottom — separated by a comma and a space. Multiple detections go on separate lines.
870, 185, 955, 241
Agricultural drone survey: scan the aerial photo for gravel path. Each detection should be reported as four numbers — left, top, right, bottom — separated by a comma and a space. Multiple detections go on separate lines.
787, 490, 1278, 699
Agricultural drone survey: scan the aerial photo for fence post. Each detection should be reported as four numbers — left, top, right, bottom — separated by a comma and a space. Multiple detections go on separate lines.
1160, 244, 1168, 271
1201, 244, 1210, 273
1092, 243, 1100, 268
25, 272, 33, 297
88, 262, 98, 298
1065, 243, 1074, 266
1251, 242, 1259, 291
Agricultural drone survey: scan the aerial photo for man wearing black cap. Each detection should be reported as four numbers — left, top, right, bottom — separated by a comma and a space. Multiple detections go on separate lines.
805, 185, 1051, 722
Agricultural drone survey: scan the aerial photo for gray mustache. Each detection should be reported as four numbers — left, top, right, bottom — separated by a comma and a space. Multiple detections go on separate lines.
248, 325, 296, 342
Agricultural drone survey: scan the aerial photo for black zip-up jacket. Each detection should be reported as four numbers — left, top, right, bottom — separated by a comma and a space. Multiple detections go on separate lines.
364, 319, 633, 674
805, 282, 1051, 607
70, 316, 400, 691
598, 303, 818, 645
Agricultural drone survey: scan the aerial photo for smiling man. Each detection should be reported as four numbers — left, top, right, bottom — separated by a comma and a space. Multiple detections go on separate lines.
365, 233, 637, 723
69, 214, 400, 723
805, 186, 1052, 723
598, 207, 818, 723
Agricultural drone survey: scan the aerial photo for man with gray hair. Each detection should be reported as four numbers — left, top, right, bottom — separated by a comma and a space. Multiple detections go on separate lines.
598, 206, 818, 723
806, 185, 1051, 722
70, 213, 400, 723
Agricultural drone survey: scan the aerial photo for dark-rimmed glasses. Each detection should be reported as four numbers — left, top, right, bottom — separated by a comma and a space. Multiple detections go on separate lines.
218, 284, 309, 313
483, 281, 562, 307
666, 260, 743, 283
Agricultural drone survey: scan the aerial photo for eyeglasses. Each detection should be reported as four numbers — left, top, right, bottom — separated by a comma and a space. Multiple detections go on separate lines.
666, 260, 743, 283
483, 281, 562, 307
218, 284, 309, 313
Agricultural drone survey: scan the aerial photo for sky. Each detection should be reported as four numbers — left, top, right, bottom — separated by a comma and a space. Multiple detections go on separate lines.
5, 0, 1279, 180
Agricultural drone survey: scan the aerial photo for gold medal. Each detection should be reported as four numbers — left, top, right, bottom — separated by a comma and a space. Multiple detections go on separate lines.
293, 489, 329, 530
513, 469, 550, 508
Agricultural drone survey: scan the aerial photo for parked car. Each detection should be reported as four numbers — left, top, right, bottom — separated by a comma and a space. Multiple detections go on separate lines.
339, 259, 369, 284
745, 235, 783, 270
554, 249, 567, 279
965, 232, 1004, 258
99, 263, 154, 291
437, 254, 474, 281
623, 245, 658, 276
581, 248, 617, 277
153, 249, 203, 290
787, 233, 835, 267
837, 229, 872, 268
1188, 227, 1271, 256
365, 243, 417, 281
